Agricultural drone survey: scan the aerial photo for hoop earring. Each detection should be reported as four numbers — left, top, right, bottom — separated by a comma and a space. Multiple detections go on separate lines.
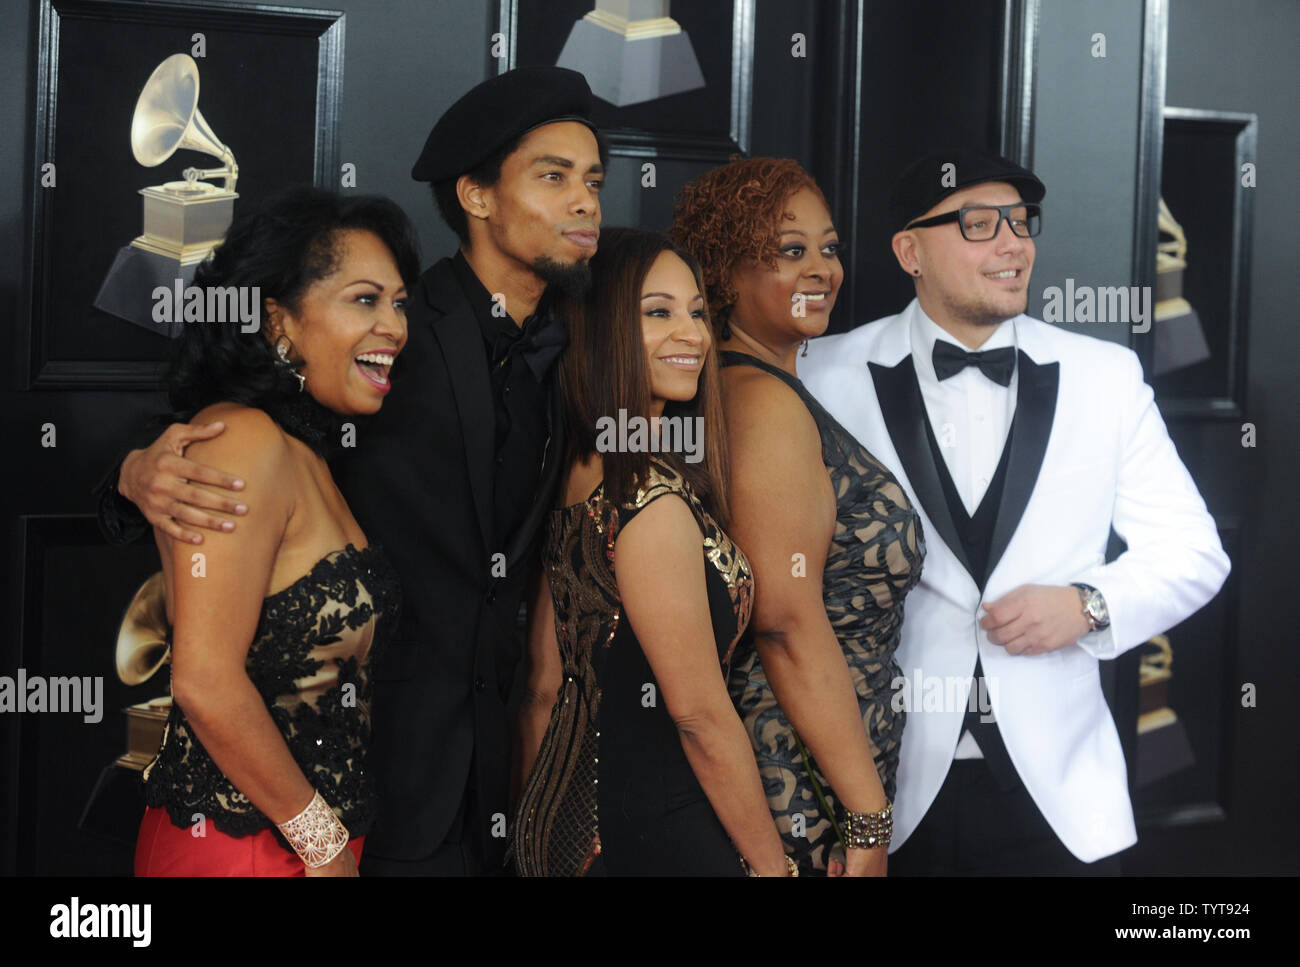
274, 334, 306, 392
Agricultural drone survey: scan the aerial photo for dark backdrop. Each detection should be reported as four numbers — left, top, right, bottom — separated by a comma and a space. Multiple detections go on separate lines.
1, 0, 1292, 876
1120, 0, 1300, 875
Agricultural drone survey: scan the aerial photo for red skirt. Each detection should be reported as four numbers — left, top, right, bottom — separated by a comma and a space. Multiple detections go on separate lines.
135, 805, 365, 876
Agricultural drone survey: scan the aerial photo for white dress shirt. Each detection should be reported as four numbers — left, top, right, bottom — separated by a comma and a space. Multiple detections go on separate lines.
910, 307, 1019, 517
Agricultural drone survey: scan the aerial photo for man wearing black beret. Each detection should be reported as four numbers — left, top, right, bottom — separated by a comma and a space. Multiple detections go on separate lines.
803, 148, 1228, 874
100, 66, 608, 875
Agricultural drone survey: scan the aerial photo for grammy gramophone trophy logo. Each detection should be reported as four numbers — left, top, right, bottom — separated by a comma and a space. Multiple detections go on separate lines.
114, 572, 171, 772
94, 53, 240, 334
1151, 197, 1211, 376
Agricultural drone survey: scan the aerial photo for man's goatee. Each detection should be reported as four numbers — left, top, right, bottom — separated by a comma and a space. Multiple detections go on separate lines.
534, 256, 593, 299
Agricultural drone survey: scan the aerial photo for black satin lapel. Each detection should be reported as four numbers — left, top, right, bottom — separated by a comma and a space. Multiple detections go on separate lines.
505, 374, 564, 569
431, 298, 495, 554
987, 351, 1060, 579
870, 358, 977, 581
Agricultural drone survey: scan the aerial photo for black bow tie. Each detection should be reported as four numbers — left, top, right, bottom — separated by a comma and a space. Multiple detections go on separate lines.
492, 312, 569, 380
931, 340, 1016, 386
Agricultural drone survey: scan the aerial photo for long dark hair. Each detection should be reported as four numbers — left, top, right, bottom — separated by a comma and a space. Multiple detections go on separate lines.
168, 185, 420, 426
558, 227, 730, 522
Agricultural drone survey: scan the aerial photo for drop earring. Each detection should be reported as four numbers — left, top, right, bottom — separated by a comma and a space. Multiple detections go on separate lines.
800, 338, 809, 357
718, 305, 734, 341
275, 335, 306, 392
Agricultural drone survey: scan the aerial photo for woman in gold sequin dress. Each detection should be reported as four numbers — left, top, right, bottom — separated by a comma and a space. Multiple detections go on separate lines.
671, 159, 925, 875
511, 228, 791, 876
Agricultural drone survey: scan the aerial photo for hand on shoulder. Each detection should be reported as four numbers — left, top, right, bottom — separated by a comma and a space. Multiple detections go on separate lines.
168, 403, 294, 547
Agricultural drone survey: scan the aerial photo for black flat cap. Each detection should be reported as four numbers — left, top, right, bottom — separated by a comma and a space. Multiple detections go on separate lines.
411, 67, 596, 184
889, 148, 1045, 232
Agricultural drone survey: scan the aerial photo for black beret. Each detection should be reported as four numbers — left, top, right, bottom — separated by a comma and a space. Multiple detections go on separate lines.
411, 67, 597, 184
888, 148, 1045, 232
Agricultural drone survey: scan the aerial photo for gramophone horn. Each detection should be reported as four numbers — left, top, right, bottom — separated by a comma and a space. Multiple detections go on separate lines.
115, 571, 171, 686
130, 53, 238, 191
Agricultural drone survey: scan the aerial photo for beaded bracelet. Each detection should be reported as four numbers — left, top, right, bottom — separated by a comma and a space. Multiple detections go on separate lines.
842, 803, 893, 850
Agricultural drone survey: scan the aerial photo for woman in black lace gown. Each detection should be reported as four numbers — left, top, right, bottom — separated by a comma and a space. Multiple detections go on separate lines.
133, 187, 414, 876
671, 160, 925, 875
511, 228, 792, 876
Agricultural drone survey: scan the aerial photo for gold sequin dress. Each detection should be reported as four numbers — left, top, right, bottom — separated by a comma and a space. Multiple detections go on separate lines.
513, 459, 754, 876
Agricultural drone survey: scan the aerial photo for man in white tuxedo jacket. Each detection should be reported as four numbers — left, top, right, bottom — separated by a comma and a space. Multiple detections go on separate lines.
801, 149, 1229, 874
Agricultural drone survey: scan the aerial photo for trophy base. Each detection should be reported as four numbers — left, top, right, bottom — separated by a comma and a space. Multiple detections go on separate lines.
94, 245, 196, 335
129, 233, 218, 266
557, 17, 705, 107
115, 700, 171, 773
138, 184, 237, 255
1135, 709, 1195, 787
1152, 302, 1210, 377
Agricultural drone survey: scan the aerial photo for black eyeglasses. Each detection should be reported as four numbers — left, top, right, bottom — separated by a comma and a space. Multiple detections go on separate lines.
905, 203, 1042, 241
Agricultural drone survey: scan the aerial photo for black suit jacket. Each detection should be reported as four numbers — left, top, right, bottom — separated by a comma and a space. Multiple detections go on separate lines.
331, 257, 566, 866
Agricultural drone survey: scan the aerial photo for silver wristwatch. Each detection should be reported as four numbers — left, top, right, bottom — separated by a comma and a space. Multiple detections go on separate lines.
1071, 583, 1110, 632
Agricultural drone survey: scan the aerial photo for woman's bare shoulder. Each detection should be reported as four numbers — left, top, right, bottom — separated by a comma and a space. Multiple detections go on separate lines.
721, 365, 821, 457
186, 402, 292, 475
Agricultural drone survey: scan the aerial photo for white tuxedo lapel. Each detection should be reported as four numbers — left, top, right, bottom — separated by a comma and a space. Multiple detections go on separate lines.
981, 321, 1118, 601
982, 343, 1061, 591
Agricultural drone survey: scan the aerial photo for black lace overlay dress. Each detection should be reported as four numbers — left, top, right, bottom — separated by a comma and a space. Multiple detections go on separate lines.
721, 351, 925, 873
513, 459, 754, 876
142, 544, 401, 847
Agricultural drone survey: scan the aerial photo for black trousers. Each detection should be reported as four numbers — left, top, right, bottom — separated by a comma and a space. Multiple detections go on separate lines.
889, 759, 1123, 876
359, 776, 488, 877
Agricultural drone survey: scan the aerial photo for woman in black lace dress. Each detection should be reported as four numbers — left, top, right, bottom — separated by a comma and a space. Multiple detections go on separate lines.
132, 187, 414, 876
511, 228, 792, 876
671, 159, 925, 875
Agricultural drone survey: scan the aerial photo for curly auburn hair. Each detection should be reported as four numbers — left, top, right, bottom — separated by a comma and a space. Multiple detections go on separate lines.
668, 157, 828, 327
